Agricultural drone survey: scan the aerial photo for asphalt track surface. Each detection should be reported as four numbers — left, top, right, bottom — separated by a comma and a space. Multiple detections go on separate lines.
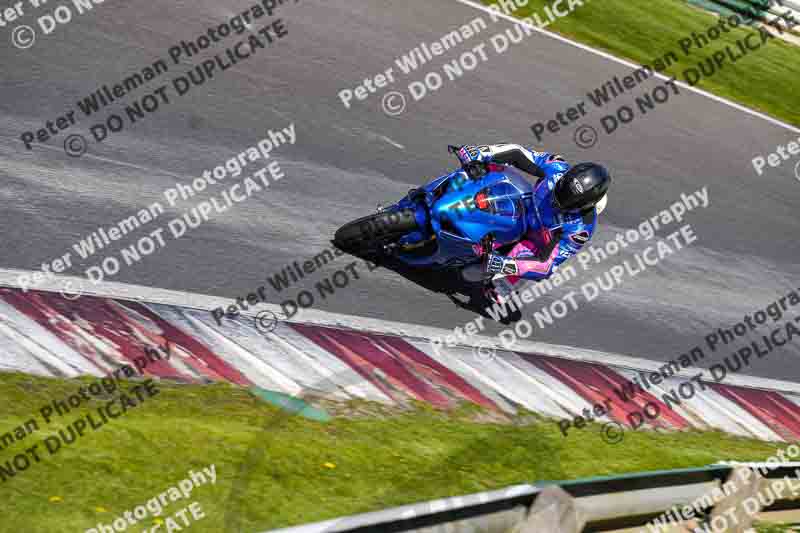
1, 0, 799, 380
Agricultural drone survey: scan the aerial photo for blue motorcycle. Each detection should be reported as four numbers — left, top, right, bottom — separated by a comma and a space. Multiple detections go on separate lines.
334, 145, 535, 277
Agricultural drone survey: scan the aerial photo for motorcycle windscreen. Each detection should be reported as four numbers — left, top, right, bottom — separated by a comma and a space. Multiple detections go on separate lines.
484, 182, 520, 217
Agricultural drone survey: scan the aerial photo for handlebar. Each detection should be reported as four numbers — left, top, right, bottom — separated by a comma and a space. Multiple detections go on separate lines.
447, 145, 488, 181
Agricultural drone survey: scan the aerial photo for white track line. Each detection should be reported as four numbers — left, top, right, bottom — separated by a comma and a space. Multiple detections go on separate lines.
455, 0, 800, 135
18, 139, 187, 180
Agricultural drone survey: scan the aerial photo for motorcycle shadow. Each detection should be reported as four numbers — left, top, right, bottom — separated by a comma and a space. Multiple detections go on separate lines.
339, 244, 523, 325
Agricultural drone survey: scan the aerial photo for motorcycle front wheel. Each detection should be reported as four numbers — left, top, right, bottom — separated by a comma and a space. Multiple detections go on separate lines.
332, 208, 419, 255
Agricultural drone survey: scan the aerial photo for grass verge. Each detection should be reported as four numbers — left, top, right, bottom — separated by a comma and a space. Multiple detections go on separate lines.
480, 0, 800, 127
0, 372, 793, 532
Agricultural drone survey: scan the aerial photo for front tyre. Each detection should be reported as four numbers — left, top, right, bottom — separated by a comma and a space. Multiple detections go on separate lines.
333, 208, 419, 254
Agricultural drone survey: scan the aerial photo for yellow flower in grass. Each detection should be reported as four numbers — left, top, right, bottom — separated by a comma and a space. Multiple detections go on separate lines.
49, 496, 62, 503
323, 462, 336, 469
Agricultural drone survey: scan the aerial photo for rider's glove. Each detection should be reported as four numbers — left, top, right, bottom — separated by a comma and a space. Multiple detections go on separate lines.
457, 145, 491, 165
485, 254, 518, 276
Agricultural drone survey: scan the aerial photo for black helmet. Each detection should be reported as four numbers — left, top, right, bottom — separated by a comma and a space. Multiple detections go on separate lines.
553, 163, 611, 213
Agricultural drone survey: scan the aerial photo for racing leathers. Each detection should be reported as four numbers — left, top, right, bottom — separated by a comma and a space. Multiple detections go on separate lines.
458, 144, 597, 285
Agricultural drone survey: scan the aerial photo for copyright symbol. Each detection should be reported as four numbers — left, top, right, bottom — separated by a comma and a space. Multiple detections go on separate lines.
60, 279, 84, 301
254, 310, 279, 334
64, 135, 88, 158
382, 91, 406, 117
472, 341, 496, 362
601, 422, 624, 444
794, 160, 800, 182
12, 25, 36, 49
574, 125, 598, 149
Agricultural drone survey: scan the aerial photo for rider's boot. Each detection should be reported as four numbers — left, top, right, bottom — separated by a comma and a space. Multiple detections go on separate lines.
482, 282, 504, 305
492, 277, 517, 301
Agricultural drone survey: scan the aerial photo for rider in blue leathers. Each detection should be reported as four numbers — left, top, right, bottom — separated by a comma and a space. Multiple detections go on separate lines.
454, 144, 611, 293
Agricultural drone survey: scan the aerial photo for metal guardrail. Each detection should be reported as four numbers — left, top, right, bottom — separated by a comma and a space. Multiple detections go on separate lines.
265, 463, 800, 533
689, 0, 800, 30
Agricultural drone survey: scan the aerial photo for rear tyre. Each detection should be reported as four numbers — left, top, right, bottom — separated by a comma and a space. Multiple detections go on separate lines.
333, 208, 419, 254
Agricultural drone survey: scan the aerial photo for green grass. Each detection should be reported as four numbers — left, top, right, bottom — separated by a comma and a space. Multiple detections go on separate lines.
0, 372, 793, 532
482, 0, 800, 127
756, 523, 800, 532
